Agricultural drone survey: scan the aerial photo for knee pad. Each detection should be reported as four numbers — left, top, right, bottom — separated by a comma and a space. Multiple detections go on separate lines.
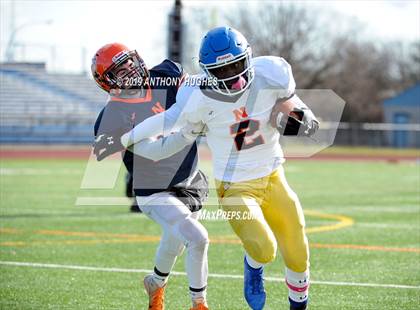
244, 238, 276, 264
158, 237, 185, 257
284, 235, 310, 273
177, 216, 209, 249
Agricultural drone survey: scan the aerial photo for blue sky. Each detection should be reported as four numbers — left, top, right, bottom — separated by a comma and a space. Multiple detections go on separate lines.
0, 0, 418, 73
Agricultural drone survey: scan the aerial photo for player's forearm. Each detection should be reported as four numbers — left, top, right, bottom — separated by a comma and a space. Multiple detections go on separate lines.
276, 94, 308, 113
132, 132, 193, 161
274, 95, 317, 121
121, 103, 186, 147
120, 112, 166, 147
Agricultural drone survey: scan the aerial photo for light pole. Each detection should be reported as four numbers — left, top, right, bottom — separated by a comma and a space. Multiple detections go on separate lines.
5, 19, 53, 62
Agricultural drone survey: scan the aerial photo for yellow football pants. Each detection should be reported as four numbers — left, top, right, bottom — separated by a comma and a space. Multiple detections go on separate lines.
216, 166, 309, 272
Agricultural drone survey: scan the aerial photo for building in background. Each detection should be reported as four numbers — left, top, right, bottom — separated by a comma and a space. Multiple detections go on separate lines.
383, 84, 420, 148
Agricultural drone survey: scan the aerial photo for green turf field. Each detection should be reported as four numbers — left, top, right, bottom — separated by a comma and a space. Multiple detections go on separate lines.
0, 157, 419, 309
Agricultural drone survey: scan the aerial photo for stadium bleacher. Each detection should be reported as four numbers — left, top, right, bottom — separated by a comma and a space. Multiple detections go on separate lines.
0, 62, 107, 143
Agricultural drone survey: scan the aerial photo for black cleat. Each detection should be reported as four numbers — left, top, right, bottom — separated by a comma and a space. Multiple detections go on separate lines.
290, 303, 307, 310
130, 203, 142, 213
289, 297, 307, 310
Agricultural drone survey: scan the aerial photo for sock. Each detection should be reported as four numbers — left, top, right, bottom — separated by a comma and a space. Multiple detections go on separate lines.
190, 285, 207, 305
285, 267, 309, 306
152, 266, 169, 288
245, 252, 264, 269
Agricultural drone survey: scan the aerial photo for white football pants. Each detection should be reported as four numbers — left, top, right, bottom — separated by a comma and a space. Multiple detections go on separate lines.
136, 192, 208, 290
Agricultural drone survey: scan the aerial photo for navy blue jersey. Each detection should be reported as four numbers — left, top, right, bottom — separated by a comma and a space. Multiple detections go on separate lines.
94, 60, 198, 196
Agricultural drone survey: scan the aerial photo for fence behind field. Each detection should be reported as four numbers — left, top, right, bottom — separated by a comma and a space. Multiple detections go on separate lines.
1, 63, 419, 147
331, 123, 420, 148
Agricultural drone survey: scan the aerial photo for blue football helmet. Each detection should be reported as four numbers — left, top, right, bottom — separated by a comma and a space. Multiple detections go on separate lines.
199, 26, 254, 96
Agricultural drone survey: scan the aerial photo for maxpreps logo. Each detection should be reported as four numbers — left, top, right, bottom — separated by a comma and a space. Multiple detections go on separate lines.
216, 53, 234, 63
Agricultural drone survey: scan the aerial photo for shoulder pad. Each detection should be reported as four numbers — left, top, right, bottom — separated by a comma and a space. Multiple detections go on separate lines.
252, 56, 295, 92
150, 59, 183, 78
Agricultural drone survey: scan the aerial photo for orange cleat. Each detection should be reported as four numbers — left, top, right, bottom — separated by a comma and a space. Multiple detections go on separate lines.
143, 275, 166, 310
190, 298, 209, 310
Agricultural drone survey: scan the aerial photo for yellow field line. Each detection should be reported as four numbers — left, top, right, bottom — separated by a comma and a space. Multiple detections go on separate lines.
6, 210, 418, 253
304, 210, 354, 233
2, 237, 418, 253
0, 228, 22, 234
35, 229, 149, 239
0, 238, 161, 247
1, 229, 419, 253
2, 209, 353, 239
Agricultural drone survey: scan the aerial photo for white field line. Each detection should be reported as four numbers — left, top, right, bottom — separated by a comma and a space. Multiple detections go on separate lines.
0, 168, 82, 175
1, 261, 419, 290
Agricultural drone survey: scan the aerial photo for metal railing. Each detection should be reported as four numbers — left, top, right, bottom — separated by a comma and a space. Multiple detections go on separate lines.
330, 122, 420, 148
1, 118, 419, 147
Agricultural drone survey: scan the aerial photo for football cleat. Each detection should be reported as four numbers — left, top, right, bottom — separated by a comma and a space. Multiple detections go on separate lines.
130, 203, 142, 213
190, 298, 209, 310
144, 274, 165, 310
244, 257, 266, 310
289, 299, 307, 310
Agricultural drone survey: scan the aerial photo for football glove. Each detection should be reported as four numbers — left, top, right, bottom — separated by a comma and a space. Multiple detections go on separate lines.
93, 127, 129, 161
271, 107, 319, 137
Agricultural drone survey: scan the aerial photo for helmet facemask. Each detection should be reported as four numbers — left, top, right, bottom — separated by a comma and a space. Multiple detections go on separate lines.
200, 49, 254, 96
104, 50, 149, 94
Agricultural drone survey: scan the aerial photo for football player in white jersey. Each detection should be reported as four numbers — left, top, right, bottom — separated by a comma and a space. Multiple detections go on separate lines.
96, 27, 319, 310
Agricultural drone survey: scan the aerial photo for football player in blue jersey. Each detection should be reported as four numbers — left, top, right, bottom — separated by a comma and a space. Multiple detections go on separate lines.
91, 43, 210, 310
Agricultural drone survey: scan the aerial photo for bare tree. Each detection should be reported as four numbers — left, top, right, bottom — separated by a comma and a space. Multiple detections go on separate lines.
394, 41, 420, 89
181, 3, 416, 123
326, 39, 396, 122
226, 3, 348, 89
224, 3, 417, 122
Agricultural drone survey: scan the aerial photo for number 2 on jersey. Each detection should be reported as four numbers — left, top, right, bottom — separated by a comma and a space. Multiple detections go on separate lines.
230, 119, 264, 151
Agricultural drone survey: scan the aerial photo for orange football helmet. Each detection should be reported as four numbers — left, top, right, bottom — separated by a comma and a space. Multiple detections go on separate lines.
91, 43, 148, 92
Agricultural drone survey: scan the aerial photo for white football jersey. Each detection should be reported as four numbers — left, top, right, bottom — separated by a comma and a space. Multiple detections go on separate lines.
175, 56, 296, 182
126, 56, 296, 182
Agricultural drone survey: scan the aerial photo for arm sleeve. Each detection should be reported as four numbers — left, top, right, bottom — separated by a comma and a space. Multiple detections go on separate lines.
120, 101, 185, 147
120, 85, 199, 147
132, 132, 193, 161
